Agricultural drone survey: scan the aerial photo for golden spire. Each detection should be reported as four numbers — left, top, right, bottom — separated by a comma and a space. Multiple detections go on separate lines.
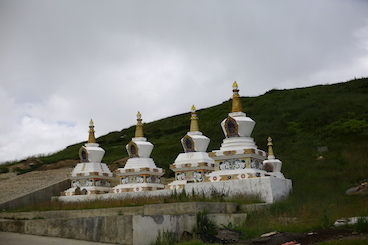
190, 105, 199, 132
88, 119, 96, 143
231, 81, 243, 113
267, 136, 275, 159
135, 111, 144, 137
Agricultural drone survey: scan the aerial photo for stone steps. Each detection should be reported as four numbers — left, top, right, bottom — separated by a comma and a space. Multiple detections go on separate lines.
0, 168, 72, 205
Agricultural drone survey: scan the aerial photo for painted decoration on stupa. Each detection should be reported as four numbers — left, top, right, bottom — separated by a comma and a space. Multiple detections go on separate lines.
168, 105, 215, 189
113, 112, 165, 193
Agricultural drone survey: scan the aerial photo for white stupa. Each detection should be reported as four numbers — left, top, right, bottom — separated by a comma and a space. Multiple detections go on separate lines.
206, 82, 271, 181
62, 120, 113, 196
113, 112, 165, 193
168, 106, 215, 189
262, 136, 285, 179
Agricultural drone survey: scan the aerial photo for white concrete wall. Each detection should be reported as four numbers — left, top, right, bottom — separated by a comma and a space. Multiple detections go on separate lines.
185, 177, 292, 203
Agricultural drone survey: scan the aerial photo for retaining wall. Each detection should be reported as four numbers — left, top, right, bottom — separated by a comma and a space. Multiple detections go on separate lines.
0, 202, 266, 244
0, 179, 71, 211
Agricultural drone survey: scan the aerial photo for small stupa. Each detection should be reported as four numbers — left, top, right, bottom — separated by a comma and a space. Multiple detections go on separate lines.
168, 106, 215, 189
262, 136, 285, 179
63, 120, 113, 196
206, 82, 269, 182
113, 112, 165, 193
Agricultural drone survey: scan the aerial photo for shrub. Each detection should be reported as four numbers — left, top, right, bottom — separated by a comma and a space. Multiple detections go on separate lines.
193, 210, 217, 236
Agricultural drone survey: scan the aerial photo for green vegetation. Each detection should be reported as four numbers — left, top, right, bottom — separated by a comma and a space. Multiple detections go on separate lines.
3, 78, 368, 178
193, 210, 217, 236
11, 191, 260, 212
236, 194, 368, 239
150, 211, 221, 245
150, 230, 178, 245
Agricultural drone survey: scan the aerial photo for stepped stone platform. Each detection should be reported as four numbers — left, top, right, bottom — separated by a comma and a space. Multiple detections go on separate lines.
0, 168, 72, 210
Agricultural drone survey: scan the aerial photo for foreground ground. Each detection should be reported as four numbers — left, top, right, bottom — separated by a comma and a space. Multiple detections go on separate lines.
0, 232, 115, 245
200, 228, 368, 244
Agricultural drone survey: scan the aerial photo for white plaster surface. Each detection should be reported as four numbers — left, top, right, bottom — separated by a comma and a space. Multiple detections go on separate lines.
218, 137, 258, 151
83, 143, 105, 163
123, 157, 161, 170
59, 177, 292, 203
173, 152, 214, 167
185, 177, 292, 203
221, 113, 255, 137
70, 162, 113, 177
184, 131, 210, 152
128, 137, 153, 158
263, 158, 283, 172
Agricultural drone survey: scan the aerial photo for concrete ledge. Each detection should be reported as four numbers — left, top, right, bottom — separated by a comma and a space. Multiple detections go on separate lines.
144, 202, 238, 215
0, 206, 144, 220
0, 202, 250, 220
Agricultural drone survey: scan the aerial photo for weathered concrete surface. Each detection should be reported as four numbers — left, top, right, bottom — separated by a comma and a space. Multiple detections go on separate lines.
143, 202, 237, 215
0, 202, 264, 220
0, 202, 251, 245
0, 179, 71, 211
0, 213, 247, 245
0, 216, 133, 244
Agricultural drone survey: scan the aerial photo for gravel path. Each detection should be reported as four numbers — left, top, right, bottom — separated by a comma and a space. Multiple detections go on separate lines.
0, 232, 115, 245
0, 168, 72, 204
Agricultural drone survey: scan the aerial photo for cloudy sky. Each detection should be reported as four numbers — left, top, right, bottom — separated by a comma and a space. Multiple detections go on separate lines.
0, 0, 368, 163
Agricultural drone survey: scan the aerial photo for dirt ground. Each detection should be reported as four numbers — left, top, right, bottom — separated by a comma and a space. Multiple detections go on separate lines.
200, 228, 368, 244
0, 232, 115, 245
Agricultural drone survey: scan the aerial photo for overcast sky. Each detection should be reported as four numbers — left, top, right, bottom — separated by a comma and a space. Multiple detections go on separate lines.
1, 0, 368, 163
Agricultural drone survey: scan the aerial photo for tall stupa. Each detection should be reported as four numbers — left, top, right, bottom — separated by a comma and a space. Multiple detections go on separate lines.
113, 112, 165, 193
62, 120, 113, 196
168, 105, 215, 189
206, 82, 270, 182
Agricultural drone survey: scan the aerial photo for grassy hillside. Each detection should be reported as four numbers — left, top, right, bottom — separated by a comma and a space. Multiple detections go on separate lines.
2, 77, 368, 236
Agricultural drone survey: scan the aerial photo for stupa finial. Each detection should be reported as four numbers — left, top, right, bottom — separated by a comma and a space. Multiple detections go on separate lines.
267, 136, 275, 159
190, 105, 199, 132
135, 111, 144, 137
88, 119, 97, 143
231, 81, 243, 113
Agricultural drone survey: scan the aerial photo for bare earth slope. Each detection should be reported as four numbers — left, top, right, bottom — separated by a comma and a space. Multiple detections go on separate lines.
0, 168, 72, 205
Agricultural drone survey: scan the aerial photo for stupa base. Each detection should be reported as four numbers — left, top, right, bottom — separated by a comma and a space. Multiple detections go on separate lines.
113, 183, 165, 193
62, 186, 112, 196
185, 177, 292, 203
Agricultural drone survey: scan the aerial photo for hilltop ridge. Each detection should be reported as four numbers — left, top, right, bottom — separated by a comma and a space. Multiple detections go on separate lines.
1, 78, 368, 193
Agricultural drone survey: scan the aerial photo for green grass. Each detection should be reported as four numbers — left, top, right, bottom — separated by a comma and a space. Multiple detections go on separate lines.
235, 194, 368, 239
9, 190, 261, 212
